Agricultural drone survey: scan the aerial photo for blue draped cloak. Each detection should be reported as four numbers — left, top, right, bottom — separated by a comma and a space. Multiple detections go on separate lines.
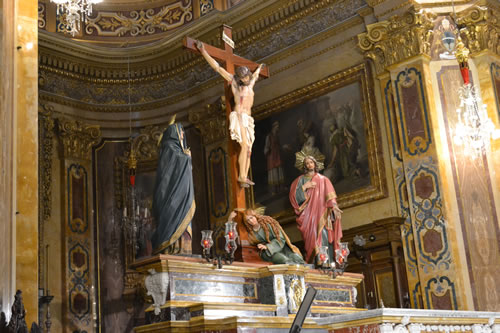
151, 123, 196, 254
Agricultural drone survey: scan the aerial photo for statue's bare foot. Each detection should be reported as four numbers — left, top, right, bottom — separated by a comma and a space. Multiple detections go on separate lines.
238, 178, 250, 188
245, 178, 255, 186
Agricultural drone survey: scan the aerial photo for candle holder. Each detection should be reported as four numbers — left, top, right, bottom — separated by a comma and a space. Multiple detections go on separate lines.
201, 221, 239, 269
317, 242, 350, 278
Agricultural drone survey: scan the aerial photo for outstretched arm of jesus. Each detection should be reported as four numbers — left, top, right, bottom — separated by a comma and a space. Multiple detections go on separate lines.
249, 63, 264, 88
196, 41, 233, 82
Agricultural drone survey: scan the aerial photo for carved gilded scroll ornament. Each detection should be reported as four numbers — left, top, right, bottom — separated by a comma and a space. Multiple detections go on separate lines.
58, 119, 102, 160
85, 1, 193, 37
456, 5, 500, 56
358, 9, 436, 75
189, 98, 227, 145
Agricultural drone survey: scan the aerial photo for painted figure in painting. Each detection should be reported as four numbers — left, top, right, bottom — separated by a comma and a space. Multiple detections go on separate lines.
196, 40, 265, 187
151, 118, 195, 254
264, 121, 285, 194
289, 153, 342, 265
231, 209, 304, 264
328, 120, 360, 180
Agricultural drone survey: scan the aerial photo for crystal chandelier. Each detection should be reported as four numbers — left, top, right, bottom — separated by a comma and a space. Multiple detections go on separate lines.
453, 84, 495, 157
51, 0, 102, 36
452, 36, 498, 158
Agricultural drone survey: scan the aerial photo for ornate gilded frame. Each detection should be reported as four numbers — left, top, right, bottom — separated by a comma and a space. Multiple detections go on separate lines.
251, 63, 386, 215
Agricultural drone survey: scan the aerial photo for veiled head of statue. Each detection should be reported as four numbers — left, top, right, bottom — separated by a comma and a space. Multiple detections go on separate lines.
162, 123, 186, 150
235, 66, 251, 85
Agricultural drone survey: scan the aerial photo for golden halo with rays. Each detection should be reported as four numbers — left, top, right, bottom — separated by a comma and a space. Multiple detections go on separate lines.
294, 148, 325, 171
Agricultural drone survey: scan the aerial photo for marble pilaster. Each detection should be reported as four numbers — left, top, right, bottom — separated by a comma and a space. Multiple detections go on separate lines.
359, 8, 471, 310
57, 119, 101, 332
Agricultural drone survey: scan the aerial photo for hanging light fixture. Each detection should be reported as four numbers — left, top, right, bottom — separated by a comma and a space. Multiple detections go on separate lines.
452, 39, 498, 157
449, 2, 499, 158
51, 0, 102, 36
121, 58, 151, 257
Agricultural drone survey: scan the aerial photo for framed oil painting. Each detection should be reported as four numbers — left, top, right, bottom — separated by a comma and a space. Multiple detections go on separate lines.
250, 63, 386, 217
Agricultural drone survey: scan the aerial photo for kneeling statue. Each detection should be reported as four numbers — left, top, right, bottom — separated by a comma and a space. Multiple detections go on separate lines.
230, 210, 304, 264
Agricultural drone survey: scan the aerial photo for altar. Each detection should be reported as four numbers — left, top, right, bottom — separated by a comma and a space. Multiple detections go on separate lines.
132, 255, 364, 332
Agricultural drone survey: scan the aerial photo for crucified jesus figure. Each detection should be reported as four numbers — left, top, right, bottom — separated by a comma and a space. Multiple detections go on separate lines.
196, 40, 264, 188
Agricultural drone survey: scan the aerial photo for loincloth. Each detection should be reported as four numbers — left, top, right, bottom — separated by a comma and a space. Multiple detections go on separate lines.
229, 111, 255, 146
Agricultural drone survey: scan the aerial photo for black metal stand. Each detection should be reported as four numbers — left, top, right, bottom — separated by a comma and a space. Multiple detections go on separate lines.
318, 261, 349, 279
201, 224, 238, 269
289, 286, 317, 333
38, 295, 54, 333
202, 243, 236, 269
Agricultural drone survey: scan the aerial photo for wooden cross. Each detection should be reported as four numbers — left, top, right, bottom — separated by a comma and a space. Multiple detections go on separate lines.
183, 25, 269, 262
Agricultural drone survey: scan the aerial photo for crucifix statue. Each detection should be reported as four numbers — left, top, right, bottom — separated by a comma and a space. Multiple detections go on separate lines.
184, 25, 269, 189
184, 25, 269, 261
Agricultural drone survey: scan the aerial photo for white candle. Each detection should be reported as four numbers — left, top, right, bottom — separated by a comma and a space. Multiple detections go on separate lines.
123, 207, 127, 217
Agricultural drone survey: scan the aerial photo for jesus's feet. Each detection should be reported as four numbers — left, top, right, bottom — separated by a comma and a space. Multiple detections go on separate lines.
238, 178, 250, 188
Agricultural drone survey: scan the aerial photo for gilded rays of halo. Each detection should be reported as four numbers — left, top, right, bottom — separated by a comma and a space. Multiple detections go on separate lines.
294, 148, 325, 171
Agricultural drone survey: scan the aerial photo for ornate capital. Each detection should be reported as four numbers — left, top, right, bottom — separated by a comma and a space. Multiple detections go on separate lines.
188, 97, 227, 145
58, 119, 101, 160
358, 9, 435, 75
457, 5, 500, 56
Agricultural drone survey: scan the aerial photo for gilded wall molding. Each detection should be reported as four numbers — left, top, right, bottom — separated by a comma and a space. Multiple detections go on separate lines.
39, 104, 55, 225
58, 119, 102, 160
39, 0, 364, 82
457, 4, 500, 57
38, 2, 46, 29
188, 97, 227, 145
236, 0, 364, 61
358, 9, 436, 75
39, 0, 367, 113
38, 103, 54, 297
85, 1, 193, 37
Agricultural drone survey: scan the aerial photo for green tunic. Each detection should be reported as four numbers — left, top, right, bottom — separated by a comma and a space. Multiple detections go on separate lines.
254, 224, 305, 265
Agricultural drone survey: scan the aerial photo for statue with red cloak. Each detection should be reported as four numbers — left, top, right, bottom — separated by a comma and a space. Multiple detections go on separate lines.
289, 150, 343, 265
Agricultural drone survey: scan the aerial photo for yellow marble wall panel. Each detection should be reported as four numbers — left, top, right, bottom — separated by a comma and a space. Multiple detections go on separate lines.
14, 0, 39, 325
0, 0, 16, 319
471, 53, 500, 238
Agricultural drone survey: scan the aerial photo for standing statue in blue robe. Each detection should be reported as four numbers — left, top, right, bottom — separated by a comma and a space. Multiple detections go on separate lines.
151, 121, 196, 254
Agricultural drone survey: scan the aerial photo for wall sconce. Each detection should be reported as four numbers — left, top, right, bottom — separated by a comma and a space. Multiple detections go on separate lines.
201, 221, 239, 269
318, 242, 350, 278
